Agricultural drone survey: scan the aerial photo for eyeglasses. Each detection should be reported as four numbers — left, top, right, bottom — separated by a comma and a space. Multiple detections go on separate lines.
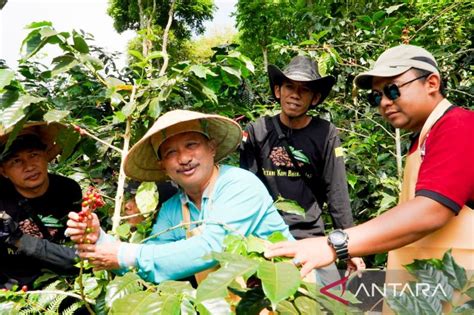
367, 74, 429, 107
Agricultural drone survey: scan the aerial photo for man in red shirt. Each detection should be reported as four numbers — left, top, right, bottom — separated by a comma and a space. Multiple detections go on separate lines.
265, 45, 474, 276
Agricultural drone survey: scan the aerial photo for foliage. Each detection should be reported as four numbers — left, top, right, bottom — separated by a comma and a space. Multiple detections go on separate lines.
235, 0, 473, 268
0, 233, 361, 314
386, 249, 474, 315
107, 0, 214, 39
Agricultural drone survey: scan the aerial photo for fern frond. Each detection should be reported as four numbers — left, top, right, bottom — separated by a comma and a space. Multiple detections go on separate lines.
45, 294, 67, 314
62, 301, 84, 315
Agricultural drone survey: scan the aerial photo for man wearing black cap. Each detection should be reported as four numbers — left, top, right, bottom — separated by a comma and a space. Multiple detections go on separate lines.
240, 55, 364, 283
0, 123, 81, 289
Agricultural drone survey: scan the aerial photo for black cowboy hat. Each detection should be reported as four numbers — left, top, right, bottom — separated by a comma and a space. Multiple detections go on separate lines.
268, 55, 336, 105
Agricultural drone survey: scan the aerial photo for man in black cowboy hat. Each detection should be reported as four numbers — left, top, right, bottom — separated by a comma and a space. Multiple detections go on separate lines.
0, 122, 81, 289
240, 55, 364, 283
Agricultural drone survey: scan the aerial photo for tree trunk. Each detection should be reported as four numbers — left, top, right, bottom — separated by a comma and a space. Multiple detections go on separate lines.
159, 0, 176, 76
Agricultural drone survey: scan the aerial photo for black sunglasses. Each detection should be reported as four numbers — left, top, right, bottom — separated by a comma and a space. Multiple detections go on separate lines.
367, 74, 430, 107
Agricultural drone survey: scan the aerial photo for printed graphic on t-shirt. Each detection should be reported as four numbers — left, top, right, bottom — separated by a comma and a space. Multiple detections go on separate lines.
269, 146, 309, 168
18, 219, 43, 238
264, 146, 312, 178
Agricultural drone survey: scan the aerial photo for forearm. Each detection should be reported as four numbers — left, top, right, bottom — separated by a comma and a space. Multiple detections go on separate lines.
346, 196, 454, 256
17, 235, 78, 269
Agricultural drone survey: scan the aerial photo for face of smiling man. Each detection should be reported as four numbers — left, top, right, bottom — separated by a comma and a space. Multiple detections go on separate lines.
159, 132, 216, 199
0, 149, 50, 198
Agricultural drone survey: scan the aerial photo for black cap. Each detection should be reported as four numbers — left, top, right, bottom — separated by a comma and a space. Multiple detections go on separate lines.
0, 134, 47, 163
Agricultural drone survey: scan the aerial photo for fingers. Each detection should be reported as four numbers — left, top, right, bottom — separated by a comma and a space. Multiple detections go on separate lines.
264, 241, 297, 259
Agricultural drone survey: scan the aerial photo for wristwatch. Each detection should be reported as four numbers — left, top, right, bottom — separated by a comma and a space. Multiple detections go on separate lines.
327, 229, 350, 261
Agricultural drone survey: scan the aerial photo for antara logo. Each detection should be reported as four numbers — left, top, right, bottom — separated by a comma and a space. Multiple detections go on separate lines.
320, 274, 450, 305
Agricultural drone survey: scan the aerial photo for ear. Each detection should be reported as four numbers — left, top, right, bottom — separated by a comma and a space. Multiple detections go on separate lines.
311, 92, 321, 106
208, 139, 217, 156
274, 85, 281, 99
425, 73, 442, 96
0, 166, 7, 178
157, 161, 164, 170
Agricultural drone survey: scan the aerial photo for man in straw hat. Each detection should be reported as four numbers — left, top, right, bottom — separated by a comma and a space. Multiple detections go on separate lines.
265, 45, 474, 283
0, 122, 82, 289
240, 55, 364, 284
65, 110, 292, 284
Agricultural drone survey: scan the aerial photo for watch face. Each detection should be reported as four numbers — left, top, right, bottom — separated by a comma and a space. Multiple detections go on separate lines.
330, 230, 347, 246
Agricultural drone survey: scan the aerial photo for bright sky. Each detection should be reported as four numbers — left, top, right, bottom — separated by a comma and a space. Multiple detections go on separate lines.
0, 0, 236, 69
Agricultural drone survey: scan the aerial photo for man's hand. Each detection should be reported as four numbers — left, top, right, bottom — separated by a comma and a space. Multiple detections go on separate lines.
264, 237, 337, 277
65, 210, 101, 244
76, 242, 121, 270
0, 211, 22, 246
346, 257, 365, 277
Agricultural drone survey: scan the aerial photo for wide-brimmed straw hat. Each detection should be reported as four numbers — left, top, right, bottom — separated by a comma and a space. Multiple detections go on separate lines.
354, 44, 439, 90
268, 55, 336, 105
124, 110, 242, 182
0, 121, 66, 162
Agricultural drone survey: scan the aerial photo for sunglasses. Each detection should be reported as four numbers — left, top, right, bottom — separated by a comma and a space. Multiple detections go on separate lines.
367, 74, 430, 107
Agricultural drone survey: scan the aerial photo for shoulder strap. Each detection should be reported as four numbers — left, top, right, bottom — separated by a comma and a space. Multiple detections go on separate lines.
271, 116, 322, 223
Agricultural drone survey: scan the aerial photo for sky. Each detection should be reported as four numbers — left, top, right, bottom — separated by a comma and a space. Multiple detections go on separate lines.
0, 0, 237, 69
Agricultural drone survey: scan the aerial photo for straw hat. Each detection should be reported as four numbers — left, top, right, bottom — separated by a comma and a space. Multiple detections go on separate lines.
0, 121, 66, 162
268, 55, 336, 105
124, 110, 242, 182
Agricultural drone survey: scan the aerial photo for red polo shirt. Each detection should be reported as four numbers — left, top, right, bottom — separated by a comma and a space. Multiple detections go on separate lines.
412, 106, 474, 213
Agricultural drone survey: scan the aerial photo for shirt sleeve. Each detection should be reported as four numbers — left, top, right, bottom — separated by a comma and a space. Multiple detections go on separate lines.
239, 123, 259, 174
322, 125, 354, 229
415, 112, 474, 213
131, 169, 292, 283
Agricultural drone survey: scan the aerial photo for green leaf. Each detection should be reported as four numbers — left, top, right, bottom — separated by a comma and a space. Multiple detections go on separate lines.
1, 95, 44, 129
295, 296, 322, 314
442, 249, 467, 290
136, 182, 159, 214
386, 287, 423, 315
43, 109, 70, 122
116, 223, 131, 238
220, 66, 241, 87
56, 126, 80, 162
0, 69, 14, 90
464, 287, 474, 299
385, 4, 405, 14
72, 31, 90, 53
196, 298, 231, 315
276, 300, 299, 315
289, 146, 310, 164
246, 235, 267, 253
147, 97, 161, 119
51, 55, 78, 76
105, 272, 143, 308
189, 65, 209, 79
273, 196, 305, 217
110, 291, 181, 314
157, 280, 195, 296
181, 297, 197, 315
146, 51, 164, 60
414, 265, 454, 302
196, 257, 258, 303
257, 261, 301, 309
453, 301, 474, 313
372, 11, 385, 21
267, 231, 288, 244
128, 50, 144, 60
347, 173, 357, 189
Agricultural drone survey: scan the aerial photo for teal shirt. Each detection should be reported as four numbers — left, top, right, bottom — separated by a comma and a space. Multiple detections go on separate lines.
118, 165, 292, 283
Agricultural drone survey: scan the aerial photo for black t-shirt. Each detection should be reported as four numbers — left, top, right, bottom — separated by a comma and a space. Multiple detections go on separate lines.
240, 115, 354, 238
0, 174, 81, 287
